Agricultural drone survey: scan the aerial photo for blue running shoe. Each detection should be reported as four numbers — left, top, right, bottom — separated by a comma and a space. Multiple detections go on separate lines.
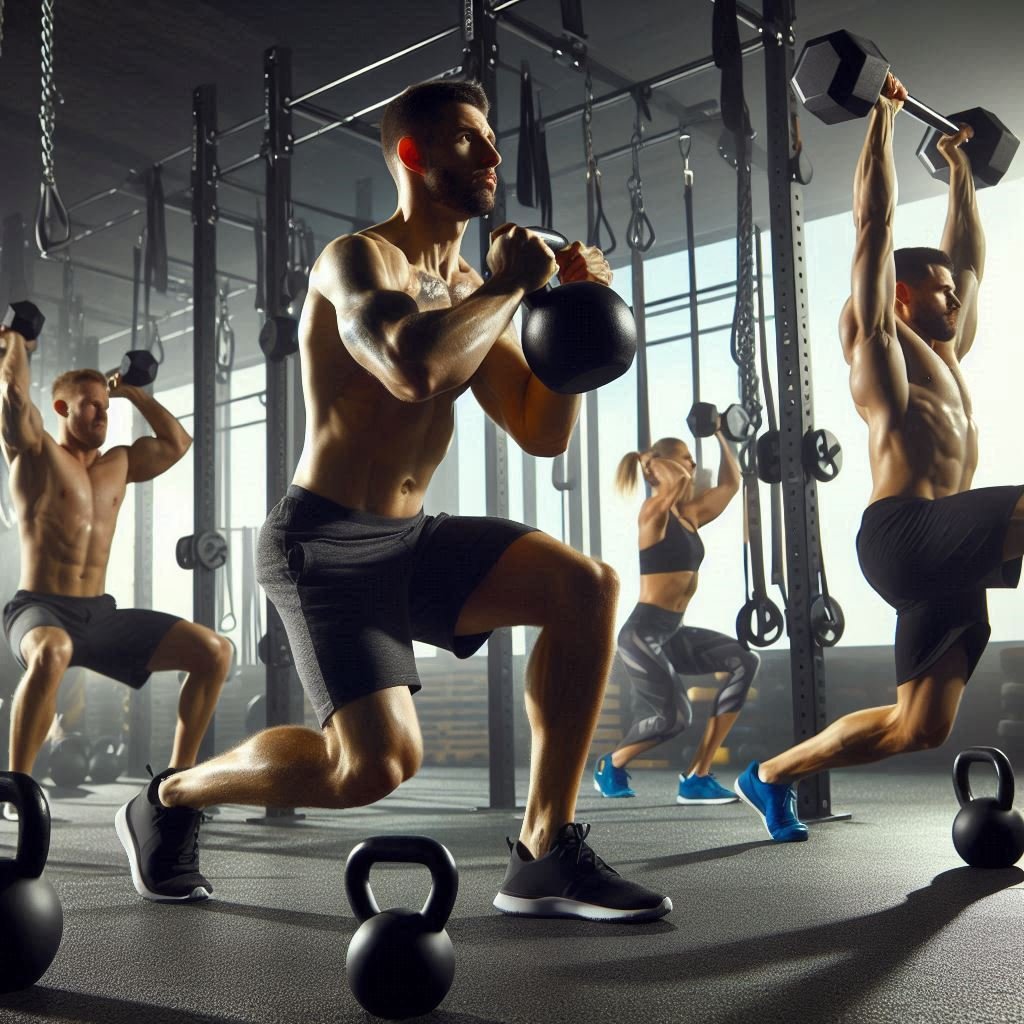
676, 772, 739, 805
592, 754, 635, 798
734, 762, 808, 842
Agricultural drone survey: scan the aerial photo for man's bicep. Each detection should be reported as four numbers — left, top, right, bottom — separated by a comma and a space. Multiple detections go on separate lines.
953, 270, 979, 360
314, 236, 423, 396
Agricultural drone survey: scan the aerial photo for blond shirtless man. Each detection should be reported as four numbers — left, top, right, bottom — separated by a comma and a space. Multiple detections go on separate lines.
0, 338, 233, 898
734, 73, 1024, 842
133, 79, 671, 922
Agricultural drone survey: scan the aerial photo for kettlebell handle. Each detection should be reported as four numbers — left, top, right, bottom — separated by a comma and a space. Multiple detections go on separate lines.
345, 835, 458, 932
952, 746, 1015, 811
520, 226, 570, 310
0, 771, 52, 879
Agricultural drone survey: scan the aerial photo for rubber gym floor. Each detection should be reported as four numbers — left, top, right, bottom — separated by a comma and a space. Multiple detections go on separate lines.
0, 764, 1021, 1024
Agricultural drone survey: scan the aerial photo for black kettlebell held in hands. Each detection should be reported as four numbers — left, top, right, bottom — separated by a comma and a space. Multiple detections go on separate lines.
519, 227, 636, 395
345, 835, 458, 1020
0, 772, 63, 992
951, 746, 1024, 868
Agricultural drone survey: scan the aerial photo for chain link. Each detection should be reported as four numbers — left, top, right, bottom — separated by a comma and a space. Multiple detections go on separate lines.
39, 0, 60, 186
730, 133, 761, 439
215, 279, 236, 384
0, 0, 6, 58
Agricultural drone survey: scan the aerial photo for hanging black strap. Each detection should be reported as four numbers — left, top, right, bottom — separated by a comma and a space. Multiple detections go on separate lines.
0, 213, 30, 303
517, 62, 537, 209
144, 166, 167, 295
712, 0, 752, 142
533, 95, 554, 230
131, 241, 142, 349
625, 89, 656, 254
254, 205, 266, 313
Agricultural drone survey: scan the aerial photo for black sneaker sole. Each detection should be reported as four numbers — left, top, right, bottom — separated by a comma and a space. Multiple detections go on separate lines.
115, 801, 212, 903
492, 892, 672, 922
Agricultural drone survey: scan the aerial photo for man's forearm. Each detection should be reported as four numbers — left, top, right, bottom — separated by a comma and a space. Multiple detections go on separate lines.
128, 390, 191, 450
522, 378, 581, 455
0, 332, 32, 396
854, 105, 898, 229
941, 163, 984, 276
395, 277, 525, 397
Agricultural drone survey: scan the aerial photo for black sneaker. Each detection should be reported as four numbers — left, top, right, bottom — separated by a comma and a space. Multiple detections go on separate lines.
114, 767, 212, 902
493, 822, 671, 922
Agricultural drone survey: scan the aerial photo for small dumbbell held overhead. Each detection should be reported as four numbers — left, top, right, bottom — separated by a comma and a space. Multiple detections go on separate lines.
686, 401, 753, 442
106, 349, 159, 389
2, 301, 46, 343
792, 29, 1019, 188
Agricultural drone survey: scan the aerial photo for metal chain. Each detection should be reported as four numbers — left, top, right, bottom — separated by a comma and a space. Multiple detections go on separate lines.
215, 279, 235, 384
0, 0, 6, 57
626, 96, 655, 252
583, 67, 596, 177
730, 133, 762, 445
39, 0, 58, 186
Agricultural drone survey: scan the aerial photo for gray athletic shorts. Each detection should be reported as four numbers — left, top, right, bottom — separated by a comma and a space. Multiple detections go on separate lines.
255, 485, 537, 727
2, 590, 182, 688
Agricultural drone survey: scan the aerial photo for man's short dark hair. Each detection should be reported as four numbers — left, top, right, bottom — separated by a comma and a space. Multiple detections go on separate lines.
893, 247, 954, 285
379, 80, 489, 179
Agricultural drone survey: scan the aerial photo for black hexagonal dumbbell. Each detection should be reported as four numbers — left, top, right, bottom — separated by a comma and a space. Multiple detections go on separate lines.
791, 29, 1018, 188
106, 350, 159, 389
1, 301, 46, 341
687, 401, 753, 442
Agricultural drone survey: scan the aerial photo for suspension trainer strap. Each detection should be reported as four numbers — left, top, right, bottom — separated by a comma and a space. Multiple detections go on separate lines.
582, 63, 615, 254
755, 225, 786, 606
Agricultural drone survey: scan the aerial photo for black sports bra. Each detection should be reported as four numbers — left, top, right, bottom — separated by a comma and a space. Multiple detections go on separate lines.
639, 513, 705, 575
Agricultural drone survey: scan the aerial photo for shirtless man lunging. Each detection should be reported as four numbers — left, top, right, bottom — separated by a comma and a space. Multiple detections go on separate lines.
0, 336, 233, 898
123, 79, 671, 921
735, 73, 1024, 841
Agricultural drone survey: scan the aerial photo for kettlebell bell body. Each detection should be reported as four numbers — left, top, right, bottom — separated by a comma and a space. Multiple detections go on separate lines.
344, 835, 458, 1020
519, 227, 636, 395
951, 746, 1024, 868
0, 772, 63, 993
347, 908, 455, 1019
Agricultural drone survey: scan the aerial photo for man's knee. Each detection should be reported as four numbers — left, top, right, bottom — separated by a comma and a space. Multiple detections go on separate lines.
184, 630, 234, 679
565, 557, 619, 614
24, 632, 73, 683
899, 717, 955, 752
327, 742, 422, 808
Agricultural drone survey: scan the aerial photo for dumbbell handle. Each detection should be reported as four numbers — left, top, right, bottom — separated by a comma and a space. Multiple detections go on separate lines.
901, 94, 962, 139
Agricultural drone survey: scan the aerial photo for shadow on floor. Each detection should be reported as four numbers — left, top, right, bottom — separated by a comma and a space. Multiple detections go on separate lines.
546, 865, 1024, 1023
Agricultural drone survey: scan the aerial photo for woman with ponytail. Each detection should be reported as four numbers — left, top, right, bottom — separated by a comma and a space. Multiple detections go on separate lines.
595, 419, 757, 803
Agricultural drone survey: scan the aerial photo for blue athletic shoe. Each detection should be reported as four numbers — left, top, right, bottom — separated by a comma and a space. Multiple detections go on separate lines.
592, 754, 636, 798
734, 762, 808, 842
676, 772, 739, 805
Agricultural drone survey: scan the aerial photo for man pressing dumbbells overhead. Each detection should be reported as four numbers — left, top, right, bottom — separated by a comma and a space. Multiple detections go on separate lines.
157, 78, 670, 922
0, 312, 233, 900
736, 72, 1024, 841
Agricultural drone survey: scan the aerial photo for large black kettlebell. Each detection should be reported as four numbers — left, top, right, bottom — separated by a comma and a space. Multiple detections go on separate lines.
520, 227, 636, 395
0, 772, 63, 992
345, 835, 458, 1020
951, 746, 1024, 868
